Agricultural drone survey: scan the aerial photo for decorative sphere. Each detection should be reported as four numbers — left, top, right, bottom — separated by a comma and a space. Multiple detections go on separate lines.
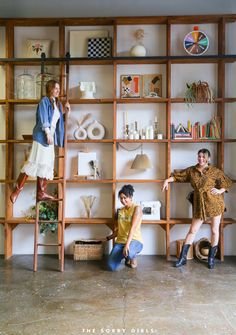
130, 45, 146, 57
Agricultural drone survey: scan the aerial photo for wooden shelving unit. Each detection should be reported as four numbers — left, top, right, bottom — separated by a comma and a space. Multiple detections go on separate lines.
0, 15, 236, 261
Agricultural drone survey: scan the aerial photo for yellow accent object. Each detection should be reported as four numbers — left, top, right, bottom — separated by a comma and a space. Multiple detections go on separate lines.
187, 120, 191, 132
116, 204, 142, 244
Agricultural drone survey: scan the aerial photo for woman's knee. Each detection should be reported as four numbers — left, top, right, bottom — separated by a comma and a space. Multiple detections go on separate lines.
107, 256, 120, 271
188, 227, 198, 235
107, 262, 117, 271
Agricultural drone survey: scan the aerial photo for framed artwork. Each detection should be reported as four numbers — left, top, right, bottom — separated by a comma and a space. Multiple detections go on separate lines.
78, 152, 97, 176
69, 30, 108, 57
142, 74, 162, 98
87, 37, 112, 58
120, 75, 141, 98
26, 39, 51, 58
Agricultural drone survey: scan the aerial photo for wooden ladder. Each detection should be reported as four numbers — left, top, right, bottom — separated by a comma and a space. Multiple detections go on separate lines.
33, 54, 69, 272
33, 114, 68, 272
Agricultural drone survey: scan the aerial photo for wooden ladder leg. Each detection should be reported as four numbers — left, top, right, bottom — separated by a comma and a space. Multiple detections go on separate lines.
60, 221, 65, 272
33, 202, 40, 272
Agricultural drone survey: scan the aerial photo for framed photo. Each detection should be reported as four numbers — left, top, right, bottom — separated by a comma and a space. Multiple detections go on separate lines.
120, 75, 141, 98
142, 74, 162, 98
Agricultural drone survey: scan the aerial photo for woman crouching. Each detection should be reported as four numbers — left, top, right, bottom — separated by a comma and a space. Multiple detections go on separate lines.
107, 185, 143, 271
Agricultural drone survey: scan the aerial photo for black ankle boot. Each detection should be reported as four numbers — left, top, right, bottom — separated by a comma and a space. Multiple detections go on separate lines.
174, 244, 190, 268
208, 245, 218, 269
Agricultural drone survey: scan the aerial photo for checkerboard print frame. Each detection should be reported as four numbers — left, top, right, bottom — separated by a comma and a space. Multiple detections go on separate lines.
87, 37, 112, 58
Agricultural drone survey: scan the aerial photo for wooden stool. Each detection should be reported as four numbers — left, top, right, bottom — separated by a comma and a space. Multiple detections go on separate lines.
176, 239, 194, 260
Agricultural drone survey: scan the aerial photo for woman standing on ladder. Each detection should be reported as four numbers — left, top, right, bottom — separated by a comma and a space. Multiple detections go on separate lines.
162, 148, 232, 269
10, 80, 71, 203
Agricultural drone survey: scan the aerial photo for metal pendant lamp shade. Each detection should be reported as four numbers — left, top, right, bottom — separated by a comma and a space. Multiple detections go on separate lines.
131, 153, 152, 170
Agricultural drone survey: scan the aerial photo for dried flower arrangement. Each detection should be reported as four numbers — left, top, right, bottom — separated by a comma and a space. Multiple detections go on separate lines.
133, 29, 145, 43
81, 195, 97, 218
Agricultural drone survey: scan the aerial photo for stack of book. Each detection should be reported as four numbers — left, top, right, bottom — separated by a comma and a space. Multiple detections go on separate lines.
171, 116, 221, 140
171, 123, 192, 139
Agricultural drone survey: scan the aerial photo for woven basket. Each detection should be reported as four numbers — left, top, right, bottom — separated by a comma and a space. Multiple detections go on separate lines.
74, 239, 103, 261
194, 238, 211, 261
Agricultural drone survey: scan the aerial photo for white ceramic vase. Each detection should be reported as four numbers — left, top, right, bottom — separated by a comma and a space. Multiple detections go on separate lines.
130, 44, 146, 57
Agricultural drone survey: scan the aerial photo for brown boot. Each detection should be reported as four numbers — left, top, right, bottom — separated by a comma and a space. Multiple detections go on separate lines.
37, 177, 55, 201
10, 172, 28, 204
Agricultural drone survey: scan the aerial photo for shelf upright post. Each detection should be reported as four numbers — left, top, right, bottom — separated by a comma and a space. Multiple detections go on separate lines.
5, 21, 15, 259
217, 17, 226, 261
165, 19, 172, 260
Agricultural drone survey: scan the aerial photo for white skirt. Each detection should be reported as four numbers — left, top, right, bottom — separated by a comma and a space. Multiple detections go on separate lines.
21, 141, 55, 180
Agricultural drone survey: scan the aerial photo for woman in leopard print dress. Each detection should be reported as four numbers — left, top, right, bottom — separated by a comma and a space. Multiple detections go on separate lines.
162, 148, 232, 269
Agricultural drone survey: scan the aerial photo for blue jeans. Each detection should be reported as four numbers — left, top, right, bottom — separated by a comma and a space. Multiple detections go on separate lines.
107, 240, 143, 271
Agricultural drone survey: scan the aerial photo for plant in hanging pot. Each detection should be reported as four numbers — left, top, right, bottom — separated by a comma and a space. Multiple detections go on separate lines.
130, 29, 146, 57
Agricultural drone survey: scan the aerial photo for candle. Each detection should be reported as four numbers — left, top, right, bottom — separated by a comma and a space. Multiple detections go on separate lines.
124, 111, 128, 126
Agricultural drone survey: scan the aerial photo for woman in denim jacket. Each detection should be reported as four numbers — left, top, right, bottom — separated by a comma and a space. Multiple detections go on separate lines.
10, 80, 70, 203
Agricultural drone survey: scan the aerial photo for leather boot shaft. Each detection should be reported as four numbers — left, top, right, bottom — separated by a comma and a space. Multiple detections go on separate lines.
37, 177, 55, 201
10, 172, 28, 204
208, 245, 218, 269
174, 244, 190, 268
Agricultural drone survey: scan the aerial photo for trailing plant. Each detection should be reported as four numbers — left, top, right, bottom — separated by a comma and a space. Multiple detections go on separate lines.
24, 190, 58, 235
185, 80, 214, 107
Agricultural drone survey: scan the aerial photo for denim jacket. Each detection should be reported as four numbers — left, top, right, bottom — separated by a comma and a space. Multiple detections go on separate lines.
32, 96, 64, 147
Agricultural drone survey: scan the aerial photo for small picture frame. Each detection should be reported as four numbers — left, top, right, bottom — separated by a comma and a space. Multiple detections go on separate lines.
120, 75, 141, 98
142, 74, 162, 98
78, 152, 97, 177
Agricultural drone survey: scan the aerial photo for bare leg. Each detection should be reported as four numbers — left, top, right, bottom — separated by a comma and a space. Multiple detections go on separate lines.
184, 218, 204, 245
210, 214, 221, 247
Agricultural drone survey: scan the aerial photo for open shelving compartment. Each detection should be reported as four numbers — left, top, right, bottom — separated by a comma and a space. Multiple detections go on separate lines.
0, 15, 236, 261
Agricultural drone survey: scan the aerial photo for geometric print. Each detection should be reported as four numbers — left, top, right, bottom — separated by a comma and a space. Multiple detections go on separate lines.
87, 37, 112, 58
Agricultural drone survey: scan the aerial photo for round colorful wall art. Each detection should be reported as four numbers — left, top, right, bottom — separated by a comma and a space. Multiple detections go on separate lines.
183, 26, 209, 56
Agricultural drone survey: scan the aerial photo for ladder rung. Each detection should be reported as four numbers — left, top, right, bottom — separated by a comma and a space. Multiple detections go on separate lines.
37, 198, 63, 202
55, 155, 64, 159
38, 220, 62, 223
37, 243, 62, 247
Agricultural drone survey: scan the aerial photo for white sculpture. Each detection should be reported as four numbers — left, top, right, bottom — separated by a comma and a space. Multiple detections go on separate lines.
79, 81, 96, 99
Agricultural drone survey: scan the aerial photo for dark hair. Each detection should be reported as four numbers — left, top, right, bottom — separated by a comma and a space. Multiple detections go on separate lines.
118, 184, 135, 198
198, 148, 211, 158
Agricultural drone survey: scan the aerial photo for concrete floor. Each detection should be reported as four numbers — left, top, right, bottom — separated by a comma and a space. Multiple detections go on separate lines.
0, 256, 236, 335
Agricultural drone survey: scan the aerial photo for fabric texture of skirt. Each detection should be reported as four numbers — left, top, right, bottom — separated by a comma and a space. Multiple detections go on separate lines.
21, 141, 54, 180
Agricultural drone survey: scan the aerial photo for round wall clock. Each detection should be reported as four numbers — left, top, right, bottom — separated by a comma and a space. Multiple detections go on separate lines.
183, 26, 209, 56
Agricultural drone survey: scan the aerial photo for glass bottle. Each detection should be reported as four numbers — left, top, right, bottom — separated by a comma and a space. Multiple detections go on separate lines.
35, 68, 58, 99
16, 70, 35, 99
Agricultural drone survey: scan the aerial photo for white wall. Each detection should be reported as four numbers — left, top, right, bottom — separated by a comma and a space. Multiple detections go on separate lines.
0, 22, 236, 256
0, 0, 235, 18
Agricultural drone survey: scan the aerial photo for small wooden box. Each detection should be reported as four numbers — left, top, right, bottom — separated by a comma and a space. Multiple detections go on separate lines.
176, 239, 193, 260
74, 240, 103, 261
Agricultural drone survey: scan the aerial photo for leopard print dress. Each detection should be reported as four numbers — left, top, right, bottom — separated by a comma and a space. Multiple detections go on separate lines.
172, 165, 232, 220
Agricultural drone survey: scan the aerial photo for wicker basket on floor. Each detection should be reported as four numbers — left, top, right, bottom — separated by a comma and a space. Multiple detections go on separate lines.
74, 239, 103, 261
